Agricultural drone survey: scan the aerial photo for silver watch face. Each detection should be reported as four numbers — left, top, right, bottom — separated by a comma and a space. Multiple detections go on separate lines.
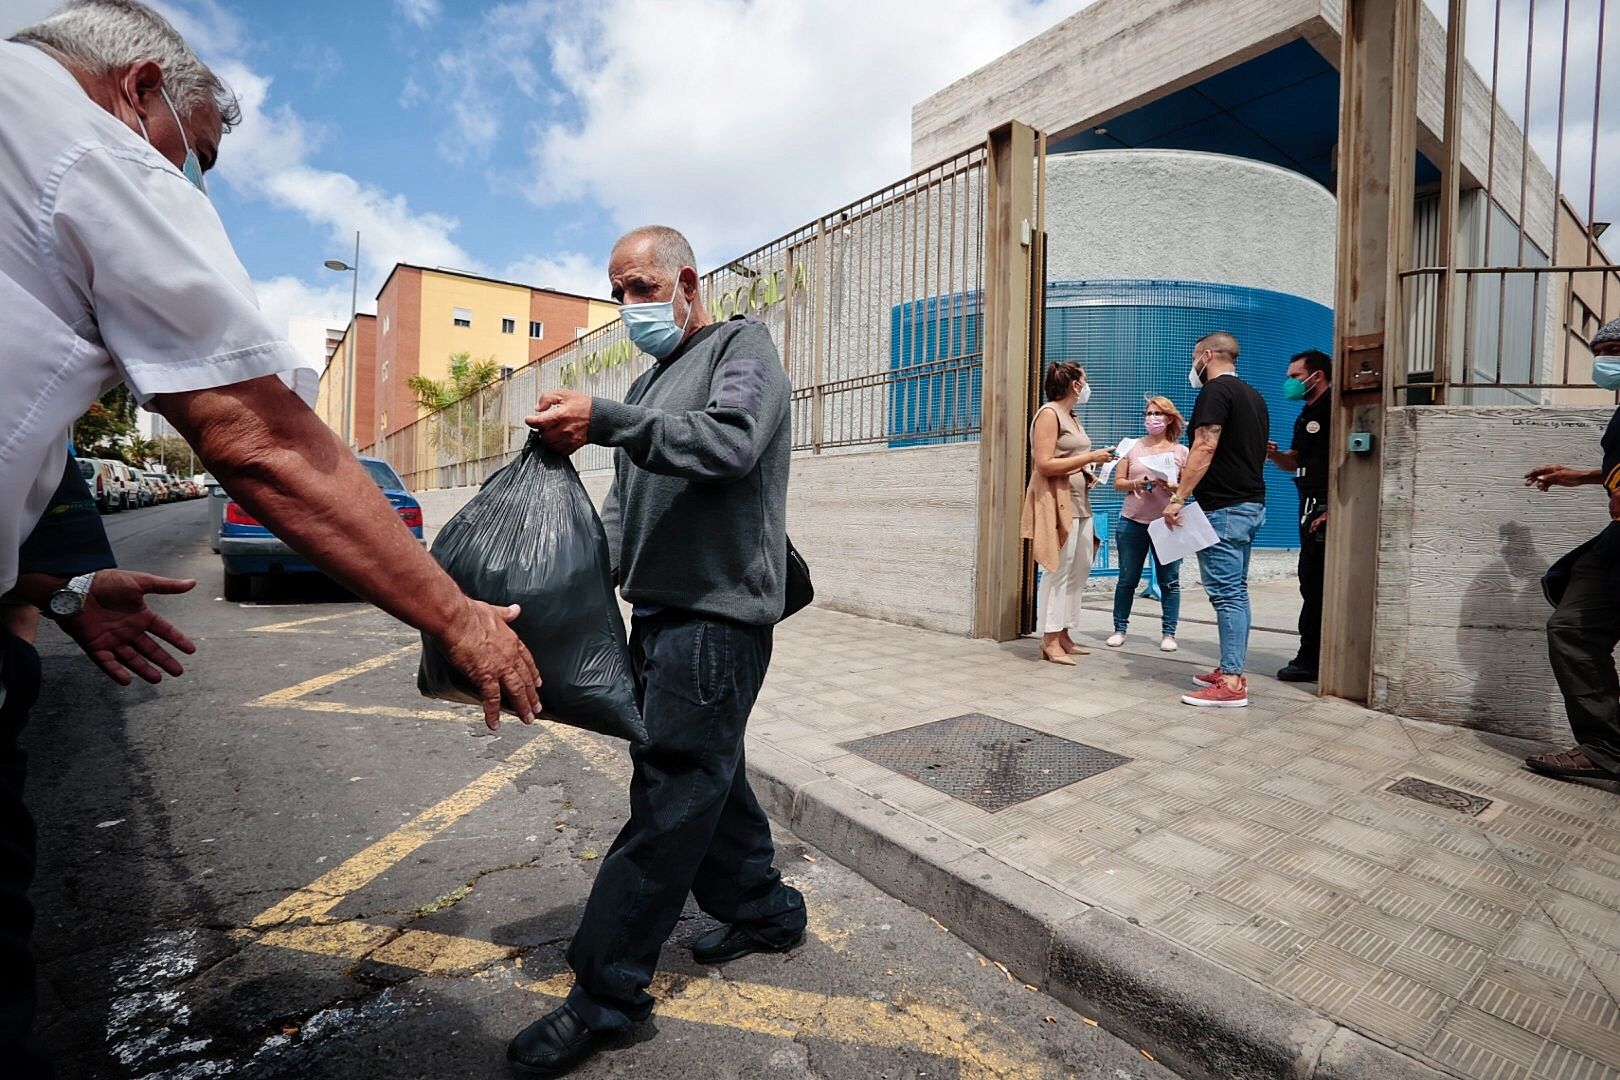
48, 590, 84, 617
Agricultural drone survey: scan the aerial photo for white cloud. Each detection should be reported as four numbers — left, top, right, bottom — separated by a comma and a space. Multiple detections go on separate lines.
429, 0, 1085, 265
251, 274, 354, 338
395, 0, 442, 30
501, 252, 609, 298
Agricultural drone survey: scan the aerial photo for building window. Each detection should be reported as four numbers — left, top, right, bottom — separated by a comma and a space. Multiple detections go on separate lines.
529, 320, 544, 339
381, 314, 390, 335
501, 316, 517, 334
381, 360, 389, 382
575, 327, 588, 339
452, 307, 472, 328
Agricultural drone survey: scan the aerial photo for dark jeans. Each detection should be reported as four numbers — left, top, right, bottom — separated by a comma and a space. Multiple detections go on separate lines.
1295, 493, 1326, 669
565, 612, 805, 1031
1111, 516, 1181, 636
1547, 545, 1620, 772
0, 629, 49, 1078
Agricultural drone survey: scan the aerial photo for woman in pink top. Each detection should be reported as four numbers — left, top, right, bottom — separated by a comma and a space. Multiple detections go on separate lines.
1108, 396, 1191, 652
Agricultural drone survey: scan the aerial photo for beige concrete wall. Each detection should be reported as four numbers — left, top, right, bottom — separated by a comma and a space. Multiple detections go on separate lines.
1374, 406, 1613, 743
418, 442, 982, 635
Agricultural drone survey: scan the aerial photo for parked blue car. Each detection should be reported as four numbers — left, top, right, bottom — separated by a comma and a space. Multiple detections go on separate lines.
218, 456, 425, 601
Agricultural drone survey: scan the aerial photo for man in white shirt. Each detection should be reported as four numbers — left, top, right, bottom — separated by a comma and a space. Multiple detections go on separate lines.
0, 4, 542, 1072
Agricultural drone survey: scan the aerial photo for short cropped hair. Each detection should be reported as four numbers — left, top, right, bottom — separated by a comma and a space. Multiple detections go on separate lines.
1291, 348, 1332, 378
1044, 361, 1084, 402
12, 0, 240, 128
1196, 331, 1240, 361
613, 225, 698, 282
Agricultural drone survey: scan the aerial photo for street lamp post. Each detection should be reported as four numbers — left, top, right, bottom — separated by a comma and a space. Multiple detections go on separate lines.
324, 230, 361, 447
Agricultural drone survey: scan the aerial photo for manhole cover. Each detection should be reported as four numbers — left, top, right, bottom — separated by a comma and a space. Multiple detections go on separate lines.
842, 713, 1130, 812
1386, 776, 1493, 816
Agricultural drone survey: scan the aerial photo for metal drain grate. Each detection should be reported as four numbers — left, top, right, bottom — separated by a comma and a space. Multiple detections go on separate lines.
842, 713, 1130, 812
1386, 776, 1493, 816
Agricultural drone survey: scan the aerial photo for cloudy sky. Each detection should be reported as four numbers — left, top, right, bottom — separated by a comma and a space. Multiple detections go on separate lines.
1, 0, 1084, 333
2, 0, 1612, 338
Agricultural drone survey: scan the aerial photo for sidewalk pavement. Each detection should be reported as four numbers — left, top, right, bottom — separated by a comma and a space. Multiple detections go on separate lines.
746, 580, 1620, 1080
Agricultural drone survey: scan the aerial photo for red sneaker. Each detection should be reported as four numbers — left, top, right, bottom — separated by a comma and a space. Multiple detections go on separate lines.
1191, 667, 1224, 688
1182, 676, 1249, 708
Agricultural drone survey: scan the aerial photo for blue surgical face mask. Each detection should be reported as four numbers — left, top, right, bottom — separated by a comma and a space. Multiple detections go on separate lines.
620, 278, 694, 359
134, 84, 207, 195
1594, 358, 1620, 391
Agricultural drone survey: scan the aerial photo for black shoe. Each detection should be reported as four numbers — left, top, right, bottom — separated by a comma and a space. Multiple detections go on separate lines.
508, 1004, 616, 1077
1276, 661, 1318, 683
691, 923, 805, 965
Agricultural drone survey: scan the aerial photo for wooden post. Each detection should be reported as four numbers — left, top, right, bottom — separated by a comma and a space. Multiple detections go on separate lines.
1321, 0, 1419, 701
974, 121, 1039, 640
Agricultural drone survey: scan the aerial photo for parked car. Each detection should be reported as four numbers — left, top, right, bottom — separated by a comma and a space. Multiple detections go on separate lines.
205, 474, 225, 552
142, 472, 170, 503
111, 460, 142, 511
79, 457, 116, 514
218, 456, 425, 601
132, 472, 155, 508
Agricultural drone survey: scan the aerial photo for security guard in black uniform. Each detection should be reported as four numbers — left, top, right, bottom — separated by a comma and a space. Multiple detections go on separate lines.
1265, 349, 1332, 682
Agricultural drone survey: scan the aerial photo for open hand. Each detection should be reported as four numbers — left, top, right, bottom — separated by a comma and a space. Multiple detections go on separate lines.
1524, 464, 1590, 491
525, 389, 592, 454
1309, 511, 1328, 535
60, 571, 197, 685
436, 599, 541, 731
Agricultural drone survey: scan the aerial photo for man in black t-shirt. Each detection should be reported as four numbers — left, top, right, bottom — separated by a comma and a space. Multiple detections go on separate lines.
1522, 316, 1620, 785
1165, 331, 1269, 708
1266, 349, 1332, 682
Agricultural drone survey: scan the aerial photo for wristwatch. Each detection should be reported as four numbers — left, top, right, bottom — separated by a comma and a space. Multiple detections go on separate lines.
46, 572, 96, 619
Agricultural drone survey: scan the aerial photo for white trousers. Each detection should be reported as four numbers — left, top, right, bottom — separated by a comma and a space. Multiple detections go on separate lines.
1037, 516, 1094, 634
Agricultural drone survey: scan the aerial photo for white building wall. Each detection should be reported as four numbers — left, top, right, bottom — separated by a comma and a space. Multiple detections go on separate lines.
1043, 150, 1337, 307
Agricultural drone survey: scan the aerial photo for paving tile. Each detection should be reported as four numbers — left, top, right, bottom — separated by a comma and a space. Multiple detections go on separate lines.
1168, 806, 1287, 858
1255, 835, 1389, 899
1110, 733, 1197, 764
1428, 1004, 1545, 1079
1252, 773, 1352, 812
1221, 736, 1304, 767
1137, 765, 1242, 802
1464, 958, 1572, 1036
1500, 919, 1601, 984
1388, 925, 1491, 996
1039, 798, 1154, 850
1000, 821, 1110, 877
1339, 969, 1453, 1049
1211, 789, 1323, 832
1259, 877, 1355, 936
1427, 890, 1525, 949
1541, 887, 1620, 951
1323, 915, 1410, 968
1206, 911, 1311, 979
1118, 830, 1245, 884
1534, 1039, 1620, 1080
1548, 984, 1620, 1067
1362, 874, 1452, 924
1272, 942, 1381, 1013
1209, 862, 1300, 912
1550, 863, 1620, 911
1152, 893, 1253, 951
1331, 791, 1453, 842
1087, 781, 1202, 826
1313, 742, 1409, 775
1301, 816, 1420, 869
1062, 853, 1195, 921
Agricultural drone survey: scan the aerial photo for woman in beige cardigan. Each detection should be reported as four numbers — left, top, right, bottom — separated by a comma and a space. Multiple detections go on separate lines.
1020, 361, 1115, 665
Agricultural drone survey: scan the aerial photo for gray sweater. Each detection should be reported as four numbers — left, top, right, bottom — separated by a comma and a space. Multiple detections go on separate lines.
589, 316, 791, 626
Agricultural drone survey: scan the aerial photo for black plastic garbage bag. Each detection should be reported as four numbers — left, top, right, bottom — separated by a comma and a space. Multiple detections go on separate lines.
418, 433, 646, 743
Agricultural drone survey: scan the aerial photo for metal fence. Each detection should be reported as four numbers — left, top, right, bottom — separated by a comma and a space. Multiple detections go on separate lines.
1398, 0, 1619, 405
363, 146, 989, 490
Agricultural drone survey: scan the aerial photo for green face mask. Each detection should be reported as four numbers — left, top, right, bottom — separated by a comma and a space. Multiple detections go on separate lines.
1282, 375, 1312, 400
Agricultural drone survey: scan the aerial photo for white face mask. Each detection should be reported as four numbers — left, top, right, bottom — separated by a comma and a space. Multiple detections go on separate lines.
1188, 353, 1206, 389
1078, 382, 1092, 406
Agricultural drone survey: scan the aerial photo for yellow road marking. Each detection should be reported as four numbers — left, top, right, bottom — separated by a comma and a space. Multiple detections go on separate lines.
249, 609, 377, 633
249, 645, 417, 707
518, 972, 1042, 1080
251, 731, 553, 927
243, 645, 1050, 1077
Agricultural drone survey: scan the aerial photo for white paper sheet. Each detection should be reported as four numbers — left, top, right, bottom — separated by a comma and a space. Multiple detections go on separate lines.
1148, 503, 1219, 563
1134, 451, 1181, 486
1094, 437, 1136, 486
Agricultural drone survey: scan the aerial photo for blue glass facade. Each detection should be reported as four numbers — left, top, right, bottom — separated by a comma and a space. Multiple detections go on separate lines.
889, 279, 1334, 569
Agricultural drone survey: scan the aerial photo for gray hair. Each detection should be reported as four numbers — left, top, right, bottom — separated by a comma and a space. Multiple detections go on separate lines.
613, 225, 697, 281
11, 0, 240, 129
1593, 317, 1620, 348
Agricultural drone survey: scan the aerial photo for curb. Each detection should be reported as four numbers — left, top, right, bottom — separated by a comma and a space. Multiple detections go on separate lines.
744, 740, 1456, 1080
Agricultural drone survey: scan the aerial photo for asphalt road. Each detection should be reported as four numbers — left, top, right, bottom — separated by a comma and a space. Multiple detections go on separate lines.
23, 500, 1183, 1080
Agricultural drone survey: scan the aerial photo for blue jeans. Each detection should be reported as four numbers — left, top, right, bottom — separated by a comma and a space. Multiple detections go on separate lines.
566, 612, 806, 1032
1112, 516, 1180, 636
1197, 502, 1266, 675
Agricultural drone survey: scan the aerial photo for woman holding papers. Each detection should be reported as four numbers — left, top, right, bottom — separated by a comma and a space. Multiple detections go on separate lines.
1107, 397, 1191, 652
1020, 362, 1115, 665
